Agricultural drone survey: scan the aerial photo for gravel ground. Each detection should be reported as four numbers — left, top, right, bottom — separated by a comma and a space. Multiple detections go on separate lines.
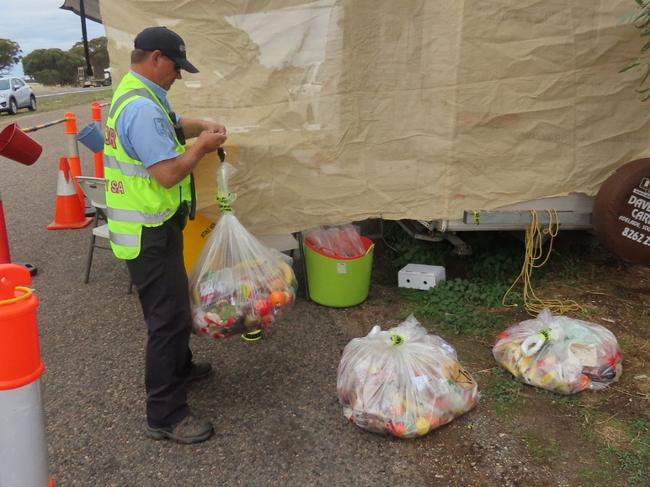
1, 106, 642, 487
5, 105, 461, 487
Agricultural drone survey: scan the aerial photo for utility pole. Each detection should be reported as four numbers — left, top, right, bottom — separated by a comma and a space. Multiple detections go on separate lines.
79, 0, 93, 77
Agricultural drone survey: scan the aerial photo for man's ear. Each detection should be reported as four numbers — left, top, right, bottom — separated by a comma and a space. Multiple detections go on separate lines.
150, 50, 163, 66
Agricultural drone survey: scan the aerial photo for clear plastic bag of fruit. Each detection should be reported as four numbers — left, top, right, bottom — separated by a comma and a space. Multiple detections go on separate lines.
189, 160, 297, 339
337, 315, 479, 438
492, 309, 623, 394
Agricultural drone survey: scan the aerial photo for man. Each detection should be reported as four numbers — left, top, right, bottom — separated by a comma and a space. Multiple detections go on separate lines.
103, 26, 226, 444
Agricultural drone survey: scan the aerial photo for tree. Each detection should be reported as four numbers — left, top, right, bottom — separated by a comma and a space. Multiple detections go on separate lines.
0, 39, 21, 74
22, 49, 80, 86
623, 0, 650, 100
69, 36, 109, 77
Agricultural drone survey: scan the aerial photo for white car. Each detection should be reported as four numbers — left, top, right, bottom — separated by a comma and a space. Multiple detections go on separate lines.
0, 77, 37, 115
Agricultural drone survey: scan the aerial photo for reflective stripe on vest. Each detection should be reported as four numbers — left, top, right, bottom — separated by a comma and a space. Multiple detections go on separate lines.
104, 154, 151, 178
105, 207, 172, 225
108, 88, 153, 119
109, 230, 140, 248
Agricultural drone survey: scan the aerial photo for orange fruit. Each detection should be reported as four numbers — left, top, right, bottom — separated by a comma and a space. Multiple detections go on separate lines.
270, 291, 287, 307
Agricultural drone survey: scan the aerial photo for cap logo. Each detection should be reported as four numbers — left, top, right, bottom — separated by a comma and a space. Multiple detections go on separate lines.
179, 44, 186, 54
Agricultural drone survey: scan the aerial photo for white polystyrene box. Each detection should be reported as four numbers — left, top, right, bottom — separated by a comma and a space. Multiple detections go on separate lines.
398, 264, 446, 290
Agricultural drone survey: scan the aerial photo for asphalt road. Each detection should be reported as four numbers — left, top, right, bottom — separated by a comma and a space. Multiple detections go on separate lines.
1, 105, 467, 487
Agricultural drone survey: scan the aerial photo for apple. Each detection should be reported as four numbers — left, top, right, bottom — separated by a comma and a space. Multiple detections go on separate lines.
255, 298, 272, 316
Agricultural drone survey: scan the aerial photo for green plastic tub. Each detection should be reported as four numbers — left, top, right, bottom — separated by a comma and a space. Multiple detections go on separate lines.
304, 236, 374, 307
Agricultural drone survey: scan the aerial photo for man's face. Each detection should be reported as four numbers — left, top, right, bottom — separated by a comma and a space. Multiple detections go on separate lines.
153, 51, 182, 90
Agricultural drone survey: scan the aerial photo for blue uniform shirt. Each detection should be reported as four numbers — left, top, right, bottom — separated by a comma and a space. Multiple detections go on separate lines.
116, 71, 181, 168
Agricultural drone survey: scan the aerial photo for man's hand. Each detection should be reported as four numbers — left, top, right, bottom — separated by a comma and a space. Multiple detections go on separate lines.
148, 130, 227, 188
180, 117, 227, 139
196, 130, 227, 153
202, 121, 226, 135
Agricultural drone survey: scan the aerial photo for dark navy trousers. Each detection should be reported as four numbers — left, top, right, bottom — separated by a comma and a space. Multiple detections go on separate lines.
126, 209, 193, 428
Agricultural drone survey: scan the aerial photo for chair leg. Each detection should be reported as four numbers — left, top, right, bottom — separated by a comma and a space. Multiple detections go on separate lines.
84, 234, 96, 284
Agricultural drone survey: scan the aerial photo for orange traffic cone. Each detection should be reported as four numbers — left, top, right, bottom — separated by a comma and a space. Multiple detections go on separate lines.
47, 157, 92, 230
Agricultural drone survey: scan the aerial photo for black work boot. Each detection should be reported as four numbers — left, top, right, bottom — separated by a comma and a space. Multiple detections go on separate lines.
186, 361, 212, 383
146, 414, 214, 444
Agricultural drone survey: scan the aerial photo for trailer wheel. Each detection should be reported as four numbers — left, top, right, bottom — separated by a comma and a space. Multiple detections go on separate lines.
592, 158, 650, 264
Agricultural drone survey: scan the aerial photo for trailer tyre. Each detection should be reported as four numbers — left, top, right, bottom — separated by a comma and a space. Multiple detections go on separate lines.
592, 158, 650, 264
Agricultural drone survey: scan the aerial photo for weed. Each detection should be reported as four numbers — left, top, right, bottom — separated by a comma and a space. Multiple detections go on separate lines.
621, 418, 650, 486
612, 448, 648, 486
538, 389, 578, 408
630, 418, 649, 440
403, 277, 521, 335
384, 224, 631, 345
579, 412, 650, 487
577, 450, 618, 485
483, 368, 523, 405
385, 223, 527, 335
521, 432, 561, 461
578, 304, 600, 320
554, 253, 581, 281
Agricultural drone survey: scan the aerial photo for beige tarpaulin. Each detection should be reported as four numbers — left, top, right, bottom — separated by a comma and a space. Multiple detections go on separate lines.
60, 0, 103, 24
99, 0, 650, 234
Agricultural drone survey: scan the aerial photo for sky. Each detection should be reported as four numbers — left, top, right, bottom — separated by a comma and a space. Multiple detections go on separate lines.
0, 0, 105, 77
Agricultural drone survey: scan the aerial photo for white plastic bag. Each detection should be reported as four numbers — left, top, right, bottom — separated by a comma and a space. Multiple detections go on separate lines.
189, 162, 297, 339
337, 315, 479, 438
493, 309, 623, 394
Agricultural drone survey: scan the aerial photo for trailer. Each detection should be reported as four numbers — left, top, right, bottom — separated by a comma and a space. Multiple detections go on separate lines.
93, 0, 649, 264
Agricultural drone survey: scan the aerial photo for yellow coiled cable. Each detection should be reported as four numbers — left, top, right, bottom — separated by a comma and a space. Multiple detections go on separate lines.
502, 209, 584, 316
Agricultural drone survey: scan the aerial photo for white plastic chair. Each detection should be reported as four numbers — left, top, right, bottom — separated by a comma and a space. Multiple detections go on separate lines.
75, 176, 110, 284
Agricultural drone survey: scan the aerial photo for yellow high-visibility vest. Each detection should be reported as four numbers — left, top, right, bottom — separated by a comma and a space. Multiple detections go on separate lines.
103, 72, 192, 260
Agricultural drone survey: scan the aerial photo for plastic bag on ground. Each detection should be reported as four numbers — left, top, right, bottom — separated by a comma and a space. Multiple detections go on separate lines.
492, 309, 623, 394
337, 315, 479, 438
305, 224, 365, 258
190, 162, 298, 339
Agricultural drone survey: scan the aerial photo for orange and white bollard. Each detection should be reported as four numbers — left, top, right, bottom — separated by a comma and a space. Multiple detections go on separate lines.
63, 112, 85, 208
0, 264, 54, 487
91, 102, 104, 178
47, 157, 92, 230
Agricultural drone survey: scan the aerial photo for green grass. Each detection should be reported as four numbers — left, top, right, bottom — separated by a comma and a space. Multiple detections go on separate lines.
538, 388, 578, 407
613, 418, 650, 487
577, 450, 618, 485
521, 432, 562, 462
0, 88, 112, 121
483, 368, 524, 414
383, 222, 608, 335
577, 413, 650, 487
384, 224, 525, 334
402, 278, 517, 334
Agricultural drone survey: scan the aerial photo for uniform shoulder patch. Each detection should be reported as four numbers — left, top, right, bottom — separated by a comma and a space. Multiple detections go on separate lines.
154, 117, 172, 138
